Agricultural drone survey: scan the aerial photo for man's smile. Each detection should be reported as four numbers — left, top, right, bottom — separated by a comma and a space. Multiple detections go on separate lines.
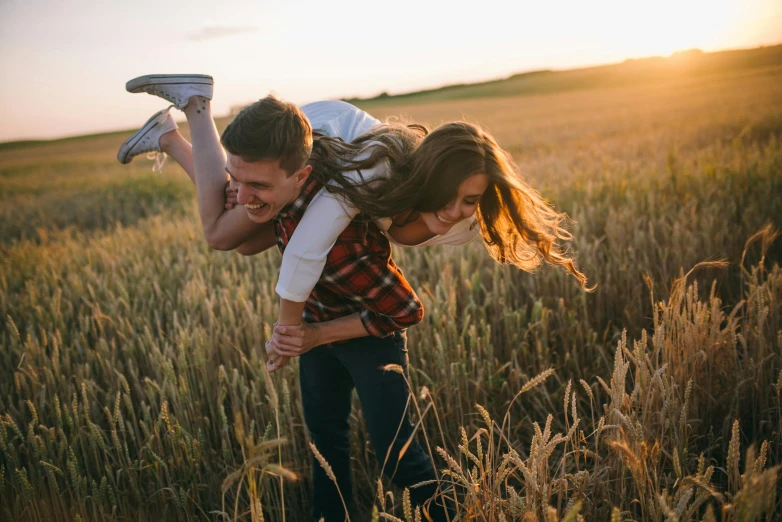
245, 202, 268, 214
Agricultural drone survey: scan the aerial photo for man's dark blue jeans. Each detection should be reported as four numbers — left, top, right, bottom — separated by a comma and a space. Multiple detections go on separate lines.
299, 330, 453, 521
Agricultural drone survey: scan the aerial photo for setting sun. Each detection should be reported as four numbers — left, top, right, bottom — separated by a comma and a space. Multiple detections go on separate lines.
604, 0, 749, 56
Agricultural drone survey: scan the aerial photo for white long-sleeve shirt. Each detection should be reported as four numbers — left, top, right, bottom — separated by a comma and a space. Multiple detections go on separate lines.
275, 101, 479, 302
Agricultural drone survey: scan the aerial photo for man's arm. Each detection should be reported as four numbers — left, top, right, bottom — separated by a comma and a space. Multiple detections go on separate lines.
293, 242, 424, 338
315, 313, 370, 343
267, 245, 424, 362
269, 313, 370, 358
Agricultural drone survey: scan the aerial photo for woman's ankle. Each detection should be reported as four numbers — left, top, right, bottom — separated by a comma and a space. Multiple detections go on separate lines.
182, 96, 212, 117
158, 129, 179, 152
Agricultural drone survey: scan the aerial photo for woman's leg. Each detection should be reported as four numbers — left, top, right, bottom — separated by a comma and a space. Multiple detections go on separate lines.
180, 97, 228, 192
124, 76, 265, 248
159, 130, 195, 183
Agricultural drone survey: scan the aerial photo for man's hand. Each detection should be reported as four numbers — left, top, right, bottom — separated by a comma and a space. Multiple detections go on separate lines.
271, 322, 322, 357
225, 182, 239, 210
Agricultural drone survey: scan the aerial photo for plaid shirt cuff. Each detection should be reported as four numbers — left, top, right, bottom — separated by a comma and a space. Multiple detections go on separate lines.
359, 303, 424, 337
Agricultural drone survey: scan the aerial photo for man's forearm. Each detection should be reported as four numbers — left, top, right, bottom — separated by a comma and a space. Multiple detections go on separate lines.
316, 313, 370, 344
268, 312, 372, 361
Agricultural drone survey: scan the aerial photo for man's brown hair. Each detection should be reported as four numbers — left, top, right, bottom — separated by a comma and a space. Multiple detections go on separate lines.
220, 94, 313, 175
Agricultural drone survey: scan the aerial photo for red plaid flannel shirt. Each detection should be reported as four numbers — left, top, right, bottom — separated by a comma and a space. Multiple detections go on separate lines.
273, 176, 424, 337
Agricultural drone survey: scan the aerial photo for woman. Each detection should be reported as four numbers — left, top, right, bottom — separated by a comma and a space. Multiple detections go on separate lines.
117, 76, 588, 372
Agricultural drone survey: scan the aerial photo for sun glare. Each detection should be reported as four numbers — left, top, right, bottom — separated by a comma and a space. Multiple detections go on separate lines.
611, 0, 745, 57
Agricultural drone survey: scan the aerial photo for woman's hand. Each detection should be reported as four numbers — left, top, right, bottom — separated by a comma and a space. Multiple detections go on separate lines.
265, 340, 290, 373
271, 323, 322, 357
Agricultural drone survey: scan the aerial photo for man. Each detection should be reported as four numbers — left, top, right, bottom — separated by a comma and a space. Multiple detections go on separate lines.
118, 75, 451, 521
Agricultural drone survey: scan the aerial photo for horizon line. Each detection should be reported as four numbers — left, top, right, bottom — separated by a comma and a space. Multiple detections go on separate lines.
2, 41, 780, 146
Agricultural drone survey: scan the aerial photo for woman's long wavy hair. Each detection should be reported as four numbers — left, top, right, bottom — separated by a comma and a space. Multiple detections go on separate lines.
309, 120, 589, 288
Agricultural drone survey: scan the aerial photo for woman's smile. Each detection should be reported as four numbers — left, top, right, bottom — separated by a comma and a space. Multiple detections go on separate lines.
434, 211, 458, 224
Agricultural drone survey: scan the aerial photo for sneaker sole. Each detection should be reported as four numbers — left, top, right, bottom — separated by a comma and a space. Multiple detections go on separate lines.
117, 110, 168, 164
126, 74, 214, 93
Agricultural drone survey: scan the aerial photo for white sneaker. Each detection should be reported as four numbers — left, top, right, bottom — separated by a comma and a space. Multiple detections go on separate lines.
117, 107, 178, 171
126, 74, 213, 110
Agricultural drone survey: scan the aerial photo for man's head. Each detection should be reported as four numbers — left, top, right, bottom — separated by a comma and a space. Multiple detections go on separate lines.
221, 94, 313, 223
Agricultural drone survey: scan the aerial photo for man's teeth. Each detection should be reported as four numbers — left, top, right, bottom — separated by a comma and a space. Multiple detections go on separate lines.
246, 203, 265, 210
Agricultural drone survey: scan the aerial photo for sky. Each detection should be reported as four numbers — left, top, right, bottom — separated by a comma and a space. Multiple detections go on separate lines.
0, 0, 780, 142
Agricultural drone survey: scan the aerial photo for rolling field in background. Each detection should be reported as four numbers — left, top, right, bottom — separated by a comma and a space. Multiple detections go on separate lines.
1, 48, 782, 521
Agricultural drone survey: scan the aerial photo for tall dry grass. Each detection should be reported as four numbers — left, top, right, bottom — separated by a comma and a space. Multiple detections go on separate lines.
1, 63, 781, 520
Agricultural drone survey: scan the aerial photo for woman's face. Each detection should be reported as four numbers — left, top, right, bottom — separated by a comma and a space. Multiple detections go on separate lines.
420, 173, 489, 235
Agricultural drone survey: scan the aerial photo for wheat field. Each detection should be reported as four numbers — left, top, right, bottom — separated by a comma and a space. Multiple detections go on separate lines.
1, 59, 781, 521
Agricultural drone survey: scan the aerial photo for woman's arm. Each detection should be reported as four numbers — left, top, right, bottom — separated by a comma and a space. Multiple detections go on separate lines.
387, 215, 480, 247
385, 211, 437, 246
264, 298, 303, 372
268, 141, 388, 373
264, 190, 358, 372
275, 188, 361, 302
275, 151, 390, 301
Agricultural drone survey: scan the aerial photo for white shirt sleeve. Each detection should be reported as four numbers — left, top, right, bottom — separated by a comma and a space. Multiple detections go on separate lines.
275, 150, 389, 302
275, 189, 360, 302
276, 101, 383, 302
275, 179, 479, 301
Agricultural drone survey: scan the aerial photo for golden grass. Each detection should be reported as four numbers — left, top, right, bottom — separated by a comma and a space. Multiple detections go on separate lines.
0, 62, 781, 520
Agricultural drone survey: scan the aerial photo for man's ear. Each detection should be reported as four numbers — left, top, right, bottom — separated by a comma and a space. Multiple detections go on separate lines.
294, 164, 312, 186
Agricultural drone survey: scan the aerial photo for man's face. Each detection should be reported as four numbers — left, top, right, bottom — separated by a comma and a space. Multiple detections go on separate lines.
226, 153, 311, 223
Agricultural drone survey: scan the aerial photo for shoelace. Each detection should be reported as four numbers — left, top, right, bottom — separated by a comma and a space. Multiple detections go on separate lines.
147, 151, 168, 173
140, 105, 175, 173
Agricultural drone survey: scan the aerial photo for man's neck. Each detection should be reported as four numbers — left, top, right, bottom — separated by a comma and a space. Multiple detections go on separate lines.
274, 179, 311, 219
289, 185, 304, 203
